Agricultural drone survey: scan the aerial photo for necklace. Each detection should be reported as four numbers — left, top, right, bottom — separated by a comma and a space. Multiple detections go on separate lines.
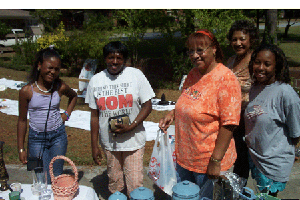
35, 81, 53, 93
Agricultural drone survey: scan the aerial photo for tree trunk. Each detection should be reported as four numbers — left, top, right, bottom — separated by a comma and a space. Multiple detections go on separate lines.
284, 18, 291, 38
284, 24, 291, 38
264, 9, 278, 44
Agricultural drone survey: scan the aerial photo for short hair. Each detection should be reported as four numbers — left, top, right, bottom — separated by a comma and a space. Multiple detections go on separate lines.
103, 41, 128, 61
227, 20, 259, 49
186, 29, 223, 63
28, 47, 61, 83
249, 43, 290, 84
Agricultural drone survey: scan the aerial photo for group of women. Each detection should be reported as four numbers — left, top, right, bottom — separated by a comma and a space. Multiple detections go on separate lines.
17, 19, 300, 198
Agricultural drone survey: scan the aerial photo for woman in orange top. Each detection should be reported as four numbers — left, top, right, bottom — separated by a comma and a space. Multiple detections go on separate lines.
226, 20, 259, 180
159, 29, 241, 197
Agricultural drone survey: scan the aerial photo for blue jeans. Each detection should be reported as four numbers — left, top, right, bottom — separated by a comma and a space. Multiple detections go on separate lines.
28, 124, 68, 184
176, 163, 213, 199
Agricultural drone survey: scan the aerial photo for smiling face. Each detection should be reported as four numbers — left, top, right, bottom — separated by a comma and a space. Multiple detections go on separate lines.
253, 50, 276, 85
187, 37, 217, 74
38, 56, 61, 83
105, 52, 125, 75
231, 30, 251, 56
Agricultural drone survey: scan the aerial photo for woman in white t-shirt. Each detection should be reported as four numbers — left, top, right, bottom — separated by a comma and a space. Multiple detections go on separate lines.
85, 41, 155, 197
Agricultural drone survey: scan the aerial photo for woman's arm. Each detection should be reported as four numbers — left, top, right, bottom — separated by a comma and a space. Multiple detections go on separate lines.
292, 137, 300, 146
90, 108, 102, 165
60, 81, 78, 122
17, 86, 31, 164
114, 99, 153, 134
206, 125, 236, 179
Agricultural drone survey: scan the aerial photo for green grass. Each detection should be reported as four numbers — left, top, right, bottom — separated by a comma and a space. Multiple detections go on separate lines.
278, 25, 300, 67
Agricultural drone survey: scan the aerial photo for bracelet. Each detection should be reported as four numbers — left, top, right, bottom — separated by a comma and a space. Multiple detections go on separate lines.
210, 157, 222, 163
132, 120, 138, 127
19, 149, 25, 153
64, 111, 70, 121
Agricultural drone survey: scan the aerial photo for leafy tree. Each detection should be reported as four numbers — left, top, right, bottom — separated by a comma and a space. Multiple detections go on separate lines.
283, 9, 300, 38
0, 21, 11, 40
83, 10, 114, 31
114, 9, 155, 65
192, 9, 250, 46
30, 9, 62, 32
263, 9, 278, 44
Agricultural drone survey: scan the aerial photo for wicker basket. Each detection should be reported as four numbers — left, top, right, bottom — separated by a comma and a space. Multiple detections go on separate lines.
49, 155, 79, 200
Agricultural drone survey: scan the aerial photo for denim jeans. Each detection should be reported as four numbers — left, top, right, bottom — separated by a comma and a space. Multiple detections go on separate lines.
28, 124, 68, 184
176, 163, 213, 199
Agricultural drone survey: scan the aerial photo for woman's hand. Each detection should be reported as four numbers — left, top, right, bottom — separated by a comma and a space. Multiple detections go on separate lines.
113, 99, 153, 135
159, 109, 175, 133
19, 150, 27, 164
112, 123, 135, 134
92, 146, 102, 165
207, 125, 236, 179
207, 159, 221, 179
61, 113, 68, 122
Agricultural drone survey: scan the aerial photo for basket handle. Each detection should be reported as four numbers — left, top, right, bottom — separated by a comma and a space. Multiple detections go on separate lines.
49, 155, 78, 183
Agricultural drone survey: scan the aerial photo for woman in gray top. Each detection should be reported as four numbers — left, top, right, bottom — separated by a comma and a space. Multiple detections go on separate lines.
245, 44, 300, 197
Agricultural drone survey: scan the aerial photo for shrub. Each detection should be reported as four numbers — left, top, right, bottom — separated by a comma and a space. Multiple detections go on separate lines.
13, 36, 39, 66
291, 77, 300, 97
62, 29, 112, 76
0, 21, 11, 40
37, 21, 69, 51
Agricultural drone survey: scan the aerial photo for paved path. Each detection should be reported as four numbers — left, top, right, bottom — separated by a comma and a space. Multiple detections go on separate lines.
3, 161, 300, 199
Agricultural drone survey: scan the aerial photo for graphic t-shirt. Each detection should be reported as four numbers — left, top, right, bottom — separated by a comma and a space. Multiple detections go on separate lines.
244, 82, 300, 182
85, 67, 155, 151
175, 63, 241, 173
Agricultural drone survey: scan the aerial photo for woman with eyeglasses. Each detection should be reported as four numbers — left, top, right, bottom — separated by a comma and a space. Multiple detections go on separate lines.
159, 29, 241, 198
226, 20, 259, 181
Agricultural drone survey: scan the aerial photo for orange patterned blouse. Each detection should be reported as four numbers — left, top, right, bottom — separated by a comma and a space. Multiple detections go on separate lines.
175, 63, 241, 173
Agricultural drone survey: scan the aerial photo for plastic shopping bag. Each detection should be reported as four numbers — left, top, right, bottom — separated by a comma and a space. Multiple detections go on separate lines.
200, 172, 247, 200
147, 129, 177, 196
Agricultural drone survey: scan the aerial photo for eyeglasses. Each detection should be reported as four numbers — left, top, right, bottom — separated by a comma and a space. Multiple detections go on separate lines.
186, 45, 212, 56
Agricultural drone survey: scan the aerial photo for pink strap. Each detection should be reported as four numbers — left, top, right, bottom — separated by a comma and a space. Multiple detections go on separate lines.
196, 30, 213, 40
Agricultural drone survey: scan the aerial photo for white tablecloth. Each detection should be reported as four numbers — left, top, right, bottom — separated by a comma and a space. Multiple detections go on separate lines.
0, 184, 98, 200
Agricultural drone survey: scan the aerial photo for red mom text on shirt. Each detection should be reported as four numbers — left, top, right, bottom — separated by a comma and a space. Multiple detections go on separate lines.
96, 94, 133, 110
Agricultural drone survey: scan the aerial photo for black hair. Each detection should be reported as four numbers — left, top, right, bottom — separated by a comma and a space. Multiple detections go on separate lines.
227, 20, 259, 49
249, 43, 290, 84
28, 47, 62, 84
103, 41, 128, 61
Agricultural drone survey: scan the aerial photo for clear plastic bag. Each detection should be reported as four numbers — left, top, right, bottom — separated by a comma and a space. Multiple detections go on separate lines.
199, 172, 247, 200
147, 129, 177, 196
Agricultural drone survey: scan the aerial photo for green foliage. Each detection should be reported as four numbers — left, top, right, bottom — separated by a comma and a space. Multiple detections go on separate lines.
114, 10, 153, 65
291, 77, 300, 97
0, 21, 11, 40
14, 37, 39, 66
150, 10, 193, 82
167, 45, 193, 82
176, 10, 196, 39
193, 9, 250, 46
30, 9, 62, 32
37, 22, 69, 50
83, 12, 114, 31
63, 29, 111, 74
8, 55, 31, 71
